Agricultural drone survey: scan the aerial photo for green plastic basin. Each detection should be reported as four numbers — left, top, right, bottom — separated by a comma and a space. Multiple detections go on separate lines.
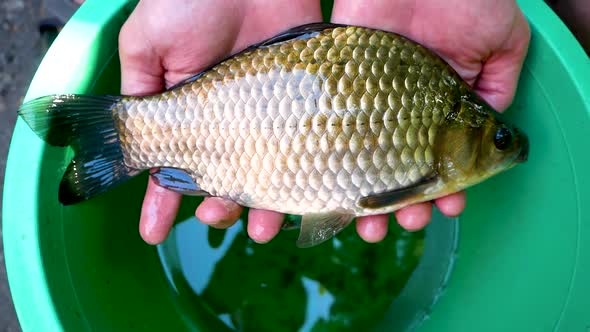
3, 0, 590, 331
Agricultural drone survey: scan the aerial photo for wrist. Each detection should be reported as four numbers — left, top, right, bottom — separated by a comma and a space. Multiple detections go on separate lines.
250, 0, 321, 13
330, 0, 416, 35
246, 0, 323, 24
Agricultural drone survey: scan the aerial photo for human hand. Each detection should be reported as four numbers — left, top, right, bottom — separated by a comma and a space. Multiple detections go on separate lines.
119, 0, 530, 246
330, 0, 531, 233
118, 0, 329, 245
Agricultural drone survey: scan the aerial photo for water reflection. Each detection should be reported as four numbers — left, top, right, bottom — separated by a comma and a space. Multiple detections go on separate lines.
159, 215, 425, 332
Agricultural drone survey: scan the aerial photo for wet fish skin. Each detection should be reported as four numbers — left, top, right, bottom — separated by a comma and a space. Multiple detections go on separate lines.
115, 24, 463, 213
17, 23, 529, 247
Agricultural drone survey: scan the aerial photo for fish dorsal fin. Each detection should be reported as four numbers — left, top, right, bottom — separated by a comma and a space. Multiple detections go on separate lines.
167, 23, 346, 90
151, 167, 210, 196
296, 212, 354, 248
254, 22, 346, 47
359, 175, 439, 209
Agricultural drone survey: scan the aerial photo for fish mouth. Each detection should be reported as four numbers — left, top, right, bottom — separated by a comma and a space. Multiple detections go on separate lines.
516, 132, 529, 163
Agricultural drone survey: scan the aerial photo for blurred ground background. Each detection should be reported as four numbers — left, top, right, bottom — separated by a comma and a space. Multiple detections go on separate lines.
0, 0, 587, 331
1, 1, 77, 331
1, 1, 43, 330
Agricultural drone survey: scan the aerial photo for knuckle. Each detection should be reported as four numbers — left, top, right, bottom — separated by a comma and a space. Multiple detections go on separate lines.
118, 22, 146, 60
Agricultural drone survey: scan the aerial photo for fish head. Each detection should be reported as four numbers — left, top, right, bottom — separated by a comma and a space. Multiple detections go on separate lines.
434, 93, 529, 190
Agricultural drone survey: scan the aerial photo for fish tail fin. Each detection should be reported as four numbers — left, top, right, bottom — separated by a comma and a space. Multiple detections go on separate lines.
18, 94, 140, 205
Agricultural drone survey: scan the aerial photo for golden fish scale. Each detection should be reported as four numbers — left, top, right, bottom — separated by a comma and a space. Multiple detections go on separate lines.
113, 26, 463, 215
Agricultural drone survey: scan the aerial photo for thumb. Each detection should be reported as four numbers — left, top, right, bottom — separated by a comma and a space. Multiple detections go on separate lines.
118, 7, 164, 96
474, 13, 531, 112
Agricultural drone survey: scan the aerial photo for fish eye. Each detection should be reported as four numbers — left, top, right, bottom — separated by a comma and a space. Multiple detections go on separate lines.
494, 127, 513, 150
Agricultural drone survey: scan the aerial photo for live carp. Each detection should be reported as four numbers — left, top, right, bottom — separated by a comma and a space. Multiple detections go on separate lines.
18, 23, 529, 247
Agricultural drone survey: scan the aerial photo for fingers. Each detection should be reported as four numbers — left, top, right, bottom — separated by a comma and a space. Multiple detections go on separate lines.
248, 209, 284, 243
395, 202, 433, 231
139, 176, 182, 244
474, 11, 531, 112
247, 209, 284, 244
188, 192, 464, 245
393, 191, 465, 233
355, 190, 465, 241
195, 197, 243, 229
434, 191, 466, 217
356, 215, 389, 243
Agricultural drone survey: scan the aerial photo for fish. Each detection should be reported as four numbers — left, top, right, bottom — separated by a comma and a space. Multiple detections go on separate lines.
17, 23, 529, 248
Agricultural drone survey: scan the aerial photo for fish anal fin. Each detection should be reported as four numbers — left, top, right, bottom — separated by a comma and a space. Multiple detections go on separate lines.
296, 212, 354, 248
359, 175, 439, 209
151, 167, 210, 196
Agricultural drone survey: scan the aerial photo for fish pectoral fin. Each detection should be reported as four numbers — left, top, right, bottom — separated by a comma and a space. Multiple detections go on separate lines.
358, 175, 438, 209
296, 212, 354, 248
151, 167, 210, 196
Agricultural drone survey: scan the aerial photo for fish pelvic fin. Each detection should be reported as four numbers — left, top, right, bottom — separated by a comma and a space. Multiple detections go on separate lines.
18, 94, 139, 205
151, 167, 210, 196
296, 212, 354, 248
